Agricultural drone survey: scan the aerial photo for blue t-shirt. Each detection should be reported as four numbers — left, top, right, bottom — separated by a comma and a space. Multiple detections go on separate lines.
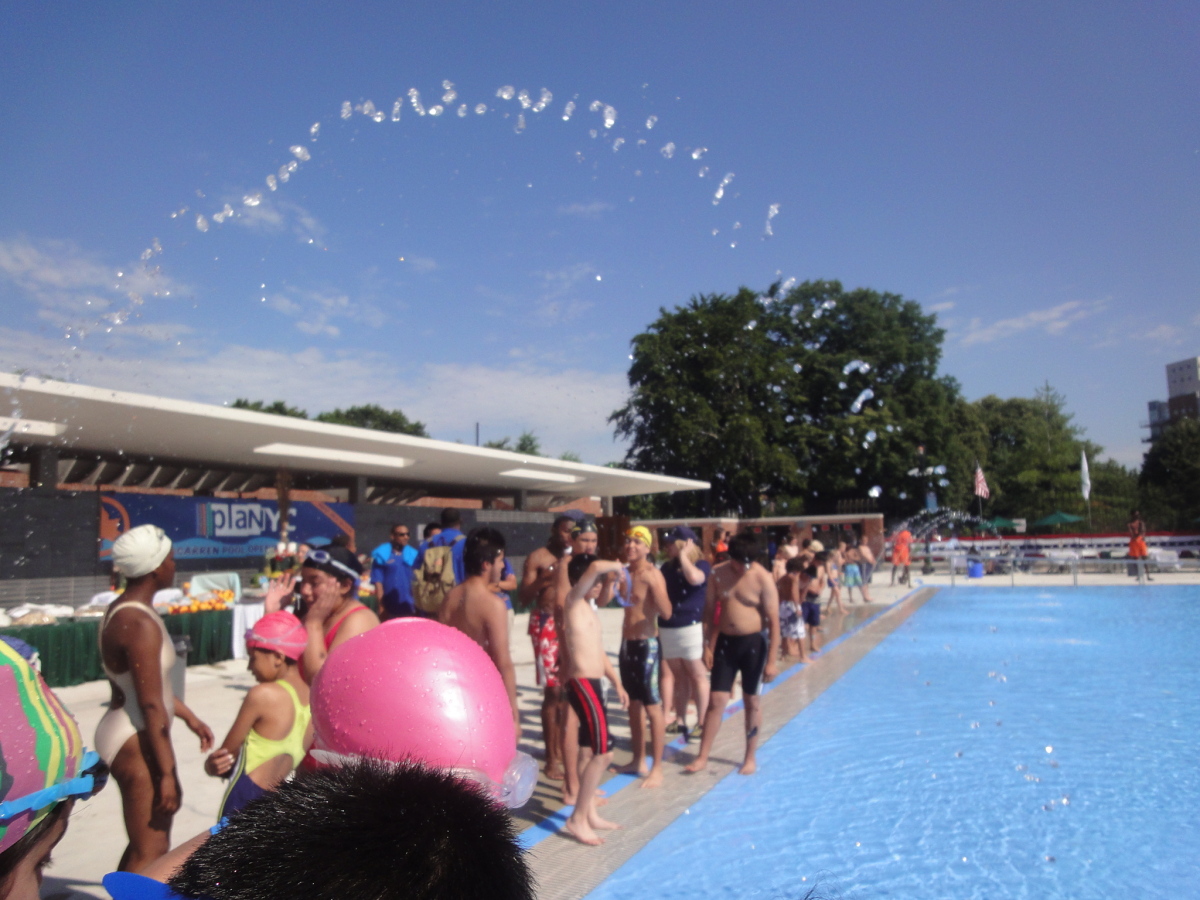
416, 527, 466, 584
660, 558, 711, 628
371, 545, 418, 616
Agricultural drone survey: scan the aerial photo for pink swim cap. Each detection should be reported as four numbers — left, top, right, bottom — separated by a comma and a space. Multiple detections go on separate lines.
310, 619, 535, 808
245, 611, 308, 661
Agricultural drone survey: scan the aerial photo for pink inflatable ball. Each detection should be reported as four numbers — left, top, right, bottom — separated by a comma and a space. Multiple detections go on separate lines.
310, 618, 535, 807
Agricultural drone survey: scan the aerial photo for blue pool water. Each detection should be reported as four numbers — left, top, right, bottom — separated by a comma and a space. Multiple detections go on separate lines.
586, 587, 1200, 900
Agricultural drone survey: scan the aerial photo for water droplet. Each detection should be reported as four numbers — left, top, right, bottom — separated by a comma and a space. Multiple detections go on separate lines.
442, 80, 457, 103
866, 430, 877, 442
475, 103, 487, 115
340, 101, 352, 119
266, 174, 277, 191
603, 105, 617, 128
310, 122, 320, 138
745, 320, 757, 330
562, 100, 576, 121
613, 137, 625, 152
457, 104, 468, 117
793, 363, 802, 373
712, 173, 734, 205
497, 85, 515, 100
842, 359, 871, 375
661, 142, 676, 159
408, 88, 426, 115
195, 214, 209, 232
868, 486, 882, 498
838, 381, 847, 390
850, 388, 875, 414
429, 105, 444, 116
645, 114, 658, 129
290, 145, 311, 161
691, 147, 707, 159
515, 114, 526, 133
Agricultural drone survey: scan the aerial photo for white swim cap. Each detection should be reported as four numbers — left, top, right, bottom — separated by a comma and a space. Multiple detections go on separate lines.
111, 525, 172, 578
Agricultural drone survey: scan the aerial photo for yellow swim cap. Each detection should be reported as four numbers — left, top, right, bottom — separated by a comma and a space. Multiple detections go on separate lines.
625, 526, 653, 548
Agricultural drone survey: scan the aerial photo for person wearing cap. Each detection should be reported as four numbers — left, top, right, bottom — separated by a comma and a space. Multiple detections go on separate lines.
98, 525, 213, 873
297, 545, 379, 683
615, 525, 672, 789
519, 514, 575, 782
203, 612, 312, 819
0, 641, 108, 900
658, 525, 711, 742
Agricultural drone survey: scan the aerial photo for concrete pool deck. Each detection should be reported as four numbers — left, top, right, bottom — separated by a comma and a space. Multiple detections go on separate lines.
38, 570, 1200, 900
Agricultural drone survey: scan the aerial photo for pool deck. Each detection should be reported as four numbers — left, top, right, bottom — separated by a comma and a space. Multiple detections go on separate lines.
39, 569, 1200, 900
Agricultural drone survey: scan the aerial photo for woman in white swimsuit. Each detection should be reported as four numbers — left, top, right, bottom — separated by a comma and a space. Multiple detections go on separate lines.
97, 525, 212, 873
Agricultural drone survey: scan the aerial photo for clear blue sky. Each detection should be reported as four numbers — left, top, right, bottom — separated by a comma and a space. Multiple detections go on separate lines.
1, 1, 1196, 467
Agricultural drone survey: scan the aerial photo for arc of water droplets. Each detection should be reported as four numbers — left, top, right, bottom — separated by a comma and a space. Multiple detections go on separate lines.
712, 173, 734, 205
764, 203, 780, 237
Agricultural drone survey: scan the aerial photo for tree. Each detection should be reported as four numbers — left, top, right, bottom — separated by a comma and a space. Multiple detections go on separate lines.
971, 385, 1107, 525
559, 450, 583, 462
314, 404, 428, 437
484, 431, 542, 455
232, 398, 308, 418
1139, 418, 1200, 529
611, 280, 975, 518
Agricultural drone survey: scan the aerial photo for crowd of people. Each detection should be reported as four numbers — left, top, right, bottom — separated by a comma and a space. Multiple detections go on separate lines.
0, 511, 887, 899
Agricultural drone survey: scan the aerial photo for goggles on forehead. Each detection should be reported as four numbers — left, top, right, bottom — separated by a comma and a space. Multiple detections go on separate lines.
0, 750, 109, 821
303, 549, 361, 581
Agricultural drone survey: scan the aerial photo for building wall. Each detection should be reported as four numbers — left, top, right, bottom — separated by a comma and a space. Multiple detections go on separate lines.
1166, 356, 1200, 399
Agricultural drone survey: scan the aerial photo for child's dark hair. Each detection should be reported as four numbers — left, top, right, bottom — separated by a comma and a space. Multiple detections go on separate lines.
464, 527, 506, 576
0, 800, 69, 884
169, 759, 535, 900
785, 556, 807, 575
568, 553, 597, 585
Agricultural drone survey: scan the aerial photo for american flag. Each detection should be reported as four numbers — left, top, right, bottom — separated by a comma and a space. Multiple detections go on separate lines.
974, 463, 990, 499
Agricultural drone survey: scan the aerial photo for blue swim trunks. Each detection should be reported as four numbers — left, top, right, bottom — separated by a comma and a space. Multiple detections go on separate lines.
843, 563, 863, 587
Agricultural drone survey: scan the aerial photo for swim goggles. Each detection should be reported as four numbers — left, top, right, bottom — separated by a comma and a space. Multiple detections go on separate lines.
0, 750, 109, 821
307, 748, 539, 810
302, 549, 361, 581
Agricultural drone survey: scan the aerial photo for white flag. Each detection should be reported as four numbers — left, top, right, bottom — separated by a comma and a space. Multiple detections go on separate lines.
1080, 450, 1091, 501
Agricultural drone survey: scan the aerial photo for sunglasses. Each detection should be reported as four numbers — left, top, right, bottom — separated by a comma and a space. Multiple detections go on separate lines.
0, 750, 109, 821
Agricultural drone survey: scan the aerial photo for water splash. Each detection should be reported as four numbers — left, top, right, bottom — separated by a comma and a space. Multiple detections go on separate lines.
850, 388, 875, 413
712, 172, 734, 205
842, 359, 871, 376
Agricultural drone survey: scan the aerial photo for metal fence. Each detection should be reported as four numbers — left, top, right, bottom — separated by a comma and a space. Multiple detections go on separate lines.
921, 552, 1200, 587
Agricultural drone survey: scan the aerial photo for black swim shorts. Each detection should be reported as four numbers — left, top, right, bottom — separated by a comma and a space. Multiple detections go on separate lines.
801, 599, 821, 627
619, 637, 662, 706
709, 631, 769, 696
567, 677, 614, 753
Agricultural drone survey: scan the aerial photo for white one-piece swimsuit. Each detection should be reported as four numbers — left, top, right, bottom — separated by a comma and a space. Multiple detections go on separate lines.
94, 601, 176, 765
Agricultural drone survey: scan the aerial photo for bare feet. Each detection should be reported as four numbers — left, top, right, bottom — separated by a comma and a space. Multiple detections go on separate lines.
641, 767, 664, 788
613, 762, 649, 778
588, 812, 621, 831
684, 757, 708, 773
544, 765, 564, 782
738, 759, 757, 775
563, 817, 604, 846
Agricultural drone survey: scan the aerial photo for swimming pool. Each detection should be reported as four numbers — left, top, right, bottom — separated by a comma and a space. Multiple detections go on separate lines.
585, 586, 1200, 900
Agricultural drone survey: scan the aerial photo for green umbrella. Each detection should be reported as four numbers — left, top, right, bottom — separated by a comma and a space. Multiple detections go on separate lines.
986, 516, 1016, 529
1032, 511, 1085, 527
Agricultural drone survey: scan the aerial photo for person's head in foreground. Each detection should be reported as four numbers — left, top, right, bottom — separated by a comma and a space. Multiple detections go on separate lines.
163, 759, 535, 900
727, 531, 761, 569
299, 544, 362, 605
0, 643, 107, 900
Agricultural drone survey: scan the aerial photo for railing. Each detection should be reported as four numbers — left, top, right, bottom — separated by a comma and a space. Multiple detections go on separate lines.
905, 552, 1200, 587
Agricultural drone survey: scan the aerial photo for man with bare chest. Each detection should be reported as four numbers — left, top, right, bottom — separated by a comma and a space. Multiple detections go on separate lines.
616, 526, 672, 788
520, 515, 575, 780
440, 527, 518, 728
685, 532, 779, 776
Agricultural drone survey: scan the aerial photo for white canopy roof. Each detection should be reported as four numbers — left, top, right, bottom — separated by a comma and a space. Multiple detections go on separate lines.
0, 374, 709, 500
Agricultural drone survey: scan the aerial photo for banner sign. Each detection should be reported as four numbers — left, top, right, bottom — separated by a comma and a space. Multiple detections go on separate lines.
99, 493, 354, 562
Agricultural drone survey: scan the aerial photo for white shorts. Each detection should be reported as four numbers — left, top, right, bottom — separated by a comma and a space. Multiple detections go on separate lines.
659, 622, 704, 661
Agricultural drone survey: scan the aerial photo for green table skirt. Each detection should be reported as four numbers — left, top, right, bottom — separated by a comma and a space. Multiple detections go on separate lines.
0, 609, 234, 688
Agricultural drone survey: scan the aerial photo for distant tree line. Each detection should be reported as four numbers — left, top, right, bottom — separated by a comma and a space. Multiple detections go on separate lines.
612, 281, 1197, 532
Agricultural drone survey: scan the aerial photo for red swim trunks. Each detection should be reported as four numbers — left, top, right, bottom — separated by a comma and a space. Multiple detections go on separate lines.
528, 608, 560, 689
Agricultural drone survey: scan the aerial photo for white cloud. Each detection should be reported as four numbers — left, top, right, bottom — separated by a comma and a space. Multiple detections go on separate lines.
1134, 324, 1182, 344
927, 301, 956, 313
558, 201, 614, 218
405, 257, 438, 274
960, 300, 1100, 347
232, 197, 326, 244
265, 286, 385, 337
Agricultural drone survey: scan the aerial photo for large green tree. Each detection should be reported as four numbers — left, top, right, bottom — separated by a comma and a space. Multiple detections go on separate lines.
1139, 418, 1200, 529
231, 398, 308, 418
611, 281, 980, 517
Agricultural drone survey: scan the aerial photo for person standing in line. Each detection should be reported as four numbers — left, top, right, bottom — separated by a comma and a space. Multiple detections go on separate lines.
772, 530, 800, 580
857, 537, 877, 583
841, 542, 874, 604
439, 528, 520, 728
777, 556, 812, 662
519, 515, 575, 782
658, 526, 711, 742
371, 524, 419, 620
686, 532, 780, 776
615, 526, 672, 788
560, 555, 629, 846
96, 526, 213, 873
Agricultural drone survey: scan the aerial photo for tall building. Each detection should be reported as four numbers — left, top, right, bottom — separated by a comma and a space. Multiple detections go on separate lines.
1145, 356, 1200, 442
